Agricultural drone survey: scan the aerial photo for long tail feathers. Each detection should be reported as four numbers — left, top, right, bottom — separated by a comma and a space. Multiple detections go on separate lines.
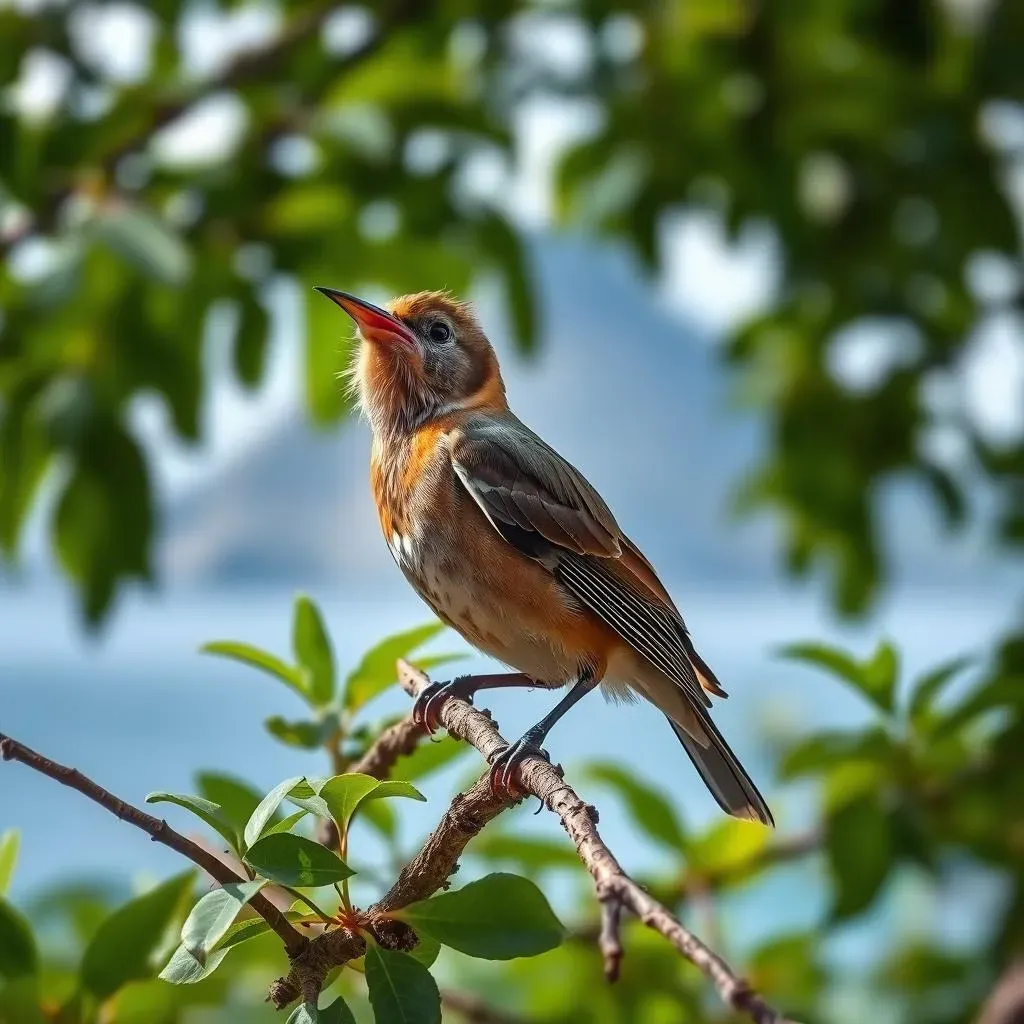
668, 713, 775, 828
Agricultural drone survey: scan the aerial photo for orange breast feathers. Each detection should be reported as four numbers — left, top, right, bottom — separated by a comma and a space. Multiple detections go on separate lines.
370, 419, 620, 683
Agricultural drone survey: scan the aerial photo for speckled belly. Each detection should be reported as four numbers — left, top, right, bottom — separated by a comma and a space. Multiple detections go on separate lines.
384, 523, 584, 686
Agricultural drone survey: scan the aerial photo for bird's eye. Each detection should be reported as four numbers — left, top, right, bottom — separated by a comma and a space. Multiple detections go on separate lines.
428, 321, 452, 343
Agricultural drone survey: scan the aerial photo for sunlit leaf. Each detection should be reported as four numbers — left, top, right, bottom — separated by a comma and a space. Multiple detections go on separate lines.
0, 830, 19, 895
583, 763, 686, 850
344, 623, 445, 712
243, 833, 353, 887
201, 641, 306, 699
244, 776, 304, 848
180, 880, 266, 963
293, 594, 336, 705
0, 896, 36, 979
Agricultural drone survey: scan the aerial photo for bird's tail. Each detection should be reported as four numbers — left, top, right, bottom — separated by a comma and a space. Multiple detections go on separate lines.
668, 711, 775, 827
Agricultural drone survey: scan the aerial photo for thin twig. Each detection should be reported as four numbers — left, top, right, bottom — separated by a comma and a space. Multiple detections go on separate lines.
0, 732, 308, 958
350, 714, 428, 780
394, 661, 794, 1024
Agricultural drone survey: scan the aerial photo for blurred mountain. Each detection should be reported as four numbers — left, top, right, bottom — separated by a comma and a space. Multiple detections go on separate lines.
160, 233, 1016, 597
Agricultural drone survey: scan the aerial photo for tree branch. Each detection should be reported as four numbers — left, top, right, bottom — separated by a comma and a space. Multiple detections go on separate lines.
393, 661, 793, 1024
0, 731, 308, 959
350, 713, 428, 780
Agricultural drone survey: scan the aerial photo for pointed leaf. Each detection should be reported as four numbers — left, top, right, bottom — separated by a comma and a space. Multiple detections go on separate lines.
263, 809, 310, 837
407, 934, 441, 969
195, 773, 267, 834
243, 833, 353, 887
317, 774, 381, 833
287, 1004, 318, 1024
145, 792, 240, 853
583, 763, 686, 849
344, 623, 445, 712
245, 776, 304, 848
293, 595, 336, 705
908, 656, 973, 726
368, 781, 427, 803
81, 870, 195, 999
265, 714, 338, 750
201, 641, 306, 699
397, 873, 564, 959
861, 641, 899, 713
0, 897, 36, 978
826, 792, 892, 921
181, 880, 267, 962
365, 945, 441, 1024
779, 641, 899, 714
321, 995, 357, 1024
159, 943, 229, 985
0, 830, 19, 895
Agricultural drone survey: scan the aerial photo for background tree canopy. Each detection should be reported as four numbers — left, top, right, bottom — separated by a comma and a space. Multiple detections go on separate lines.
1, 1, 1021, 1023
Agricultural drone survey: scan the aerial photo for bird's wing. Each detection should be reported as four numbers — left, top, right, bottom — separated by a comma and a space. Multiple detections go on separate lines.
450, 416, 712, 708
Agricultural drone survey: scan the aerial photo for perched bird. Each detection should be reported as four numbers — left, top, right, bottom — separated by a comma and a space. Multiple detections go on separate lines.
317, 286, 773, 826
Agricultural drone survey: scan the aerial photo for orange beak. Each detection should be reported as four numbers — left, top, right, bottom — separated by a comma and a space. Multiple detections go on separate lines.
315, 287, 417, 349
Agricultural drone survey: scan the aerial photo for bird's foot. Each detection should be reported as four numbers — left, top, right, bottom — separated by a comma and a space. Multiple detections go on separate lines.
487, 730, 550, 799
412, 676, 476, 734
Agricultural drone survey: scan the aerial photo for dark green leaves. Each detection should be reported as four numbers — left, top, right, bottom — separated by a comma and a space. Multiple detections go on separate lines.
293, 595, 335, 704
825, 792, 893, 921
180, 880, 267, 962
583, 763, 686, 850
779, 640, 899, 713
243, 833, 353, 888
397, 873, 564, 960
80, 870, 195, 999
145, 792, 240, 854
0, 897, 36, 979
365, 945, 441, 1024
285, 998, 356, 1024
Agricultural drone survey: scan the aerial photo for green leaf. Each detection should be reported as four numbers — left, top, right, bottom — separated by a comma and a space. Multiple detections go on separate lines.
826, 792, 892, 921
265, 714, 338, 750
81, 870, 195, 999
321, 995, 357, 1024
244, 776, 304, 848
287, 1003, 319, 1024
397, 873, 564, 959
145, 792, 240, 853
0, 897, 36, 979
0, 830, 19, 895
234, 291, 269, 388
407, 933, 441, 969
293, 595, 336, 705
201, 641, 306, 699
861, 641, 899, 713
344, 623, 445, 712
583, 763, 686, 850
180, 880, 267, 963
779, 727, 893, 780
243, 834, 354, 888
263, 809, 310, 837
317, 774, 425, 837
471, 833, 580, 873
778, 641, 899, 714
195, 773, 267, 835
158, 943, 229, 985
688, 818, 770, 875
364, 945, 441, 1024
908, 656, 973, 726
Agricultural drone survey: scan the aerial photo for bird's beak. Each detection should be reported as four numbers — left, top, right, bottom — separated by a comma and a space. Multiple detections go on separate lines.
315, 287, 417, 348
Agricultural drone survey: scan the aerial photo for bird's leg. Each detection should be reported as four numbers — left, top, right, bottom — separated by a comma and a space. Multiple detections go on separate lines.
488, 668, 599, 798
412, 672, 538, 734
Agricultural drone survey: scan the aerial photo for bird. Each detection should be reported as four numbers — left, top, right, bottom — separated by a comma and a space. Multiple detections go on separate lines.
316, 285, 774, 827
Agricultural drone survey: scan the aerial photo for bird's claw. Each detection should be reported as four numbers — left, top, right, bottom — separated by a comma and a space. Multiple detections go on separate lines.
487, 738, 550, 799
411, 677, 474, 734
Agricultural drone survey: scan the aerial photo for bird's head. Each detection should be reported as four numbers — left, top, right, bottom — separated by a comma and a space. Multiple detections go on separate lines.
318, 287, 506, 436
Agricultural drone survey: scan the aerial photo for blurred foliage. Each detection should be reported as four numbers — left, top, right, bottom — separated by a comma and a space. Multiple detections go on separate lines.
2, 603, 1023, 1022
1, 0, 1021, 622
